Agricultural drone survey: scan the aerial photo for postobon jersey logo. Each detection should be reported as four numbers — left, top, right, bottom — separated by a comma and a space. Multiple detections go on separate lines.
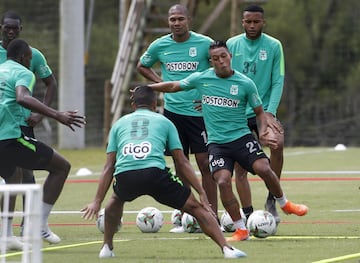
122, 141, 152, 160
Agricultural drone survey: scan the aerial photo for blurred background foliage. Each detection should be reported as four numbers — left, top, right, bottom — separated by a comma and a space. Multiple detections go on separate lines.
0, 0, 359, 146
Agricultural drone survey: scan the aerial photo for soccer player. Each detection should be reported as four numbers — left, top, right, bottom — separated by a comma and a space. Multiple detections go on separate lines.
226, 5, 285, 223
0, 10, 58, 247
136, 4, 218, 231
148, 40, 308, 242
0, 39, 85, 250
81, 85, 246, 259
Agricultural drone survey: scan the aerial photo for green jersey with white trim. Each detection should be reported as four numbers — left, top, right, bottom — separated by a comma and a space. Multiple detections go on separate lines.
0, 60, 36, 140
180, 68, 262, 144
139, 31, 212, 116
227, 33, 284, 118
107, 108, 183, 175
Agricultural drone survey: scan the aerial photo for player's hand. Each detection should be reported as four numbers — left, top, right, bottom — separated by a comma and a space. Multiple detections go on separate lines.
81, 202, 101, 220
193, 100, 202, 112
25, 113, 43, 127
56, 110, 86, 131
265, 112, 284, 134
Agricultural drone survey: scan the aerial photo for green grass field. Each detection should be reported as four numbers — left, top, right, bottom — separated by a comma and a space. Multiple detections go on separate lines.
2, 147, 360, 263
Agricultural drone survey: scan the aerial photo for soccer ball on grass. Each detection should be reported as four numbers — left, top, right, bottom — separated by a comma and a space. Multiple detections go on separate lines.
181, 212, 202, 233
246, 210, 277, 238
136, 207, 164, 233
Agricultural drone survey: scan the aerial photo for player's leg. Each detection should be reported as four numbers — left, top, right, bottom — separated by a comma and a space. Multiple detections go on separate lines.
265, 132, 284, 223
182, 192, 246, 258
40, 149, 70, 243
99, 194, 124, 258
252, 157, 307, 216
189, 115, 218, 215
195, 152, 218, 214
234, 163, 253, 219
213, 168, 249, 242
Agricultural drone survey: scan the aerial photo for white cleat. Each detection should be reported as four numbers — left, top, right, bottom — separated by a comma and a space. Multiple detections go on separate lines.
99, 244, 115, 258
41, 230, 61, 244
169, 226, 185, 233
223, 246, 247, 258
6, 236, 24, 251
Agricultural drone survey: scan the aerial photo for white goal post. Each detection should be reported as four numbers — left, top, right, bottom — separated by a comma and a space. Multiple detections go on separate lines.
0, 184, 42, 263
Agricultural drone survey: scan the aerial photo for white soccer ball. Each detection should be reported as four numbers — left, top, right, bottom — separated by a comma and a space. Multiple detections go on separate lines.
96, 208, 122, 234
136, 207, 164, 233
181, 212, 202, 233
220, 209, 247, 232
246, 210, 277, 238
171, 209, 182, 227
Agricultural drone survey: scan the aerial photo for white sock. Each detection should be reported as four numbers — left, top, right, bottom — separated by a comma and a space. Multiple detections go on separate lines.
41, 202, 53, 231
275, 194, 288, 208
6, 218, 14, 236
233, 219, 246, 230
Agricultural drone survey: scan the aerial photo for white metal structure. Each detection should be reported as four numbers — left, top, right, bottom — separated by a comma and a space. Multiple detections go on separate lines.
0, 184, 42, 263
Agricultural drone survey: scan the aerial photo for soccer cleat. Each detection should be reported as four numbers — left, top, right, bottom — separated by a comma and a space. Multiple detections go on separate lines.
226, 228, 250, 242
6, 236, 24, 251
223, 246, 247, 258
99, 244, 115, 258
169, 226, 185, 233
281, 201, 308, 216
41, 230, 61, 244
265, 197, 281, 225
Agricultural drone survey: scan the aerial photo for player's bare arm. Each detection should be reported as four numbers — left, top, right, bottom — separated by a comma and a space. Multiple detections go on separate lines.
81, 152, 116, 220
16, 85, 85, 131
136, 62, 162, 83
149, 81, 182, 93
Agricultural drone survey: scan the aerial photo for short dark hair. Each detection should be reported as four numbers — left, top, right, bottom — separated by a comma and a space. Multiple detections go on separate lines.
209, 40, 228, 51
131, 85, 157, 107
7, 38, 29, 59
1, 11, 22, 24
243, 5, 264, 14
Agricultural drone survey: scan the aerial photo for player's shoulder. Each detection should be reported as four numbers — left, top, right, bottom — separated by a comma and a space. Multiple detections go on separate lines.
29, 46, 47, 61
189, 31, 213, 42
227, 33, 246, 45
261, 33, 282, 46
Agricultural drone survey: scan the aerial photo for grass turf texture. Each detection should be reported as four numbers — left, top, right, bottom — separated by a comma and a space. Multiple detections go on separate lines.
3, 147, 360, 263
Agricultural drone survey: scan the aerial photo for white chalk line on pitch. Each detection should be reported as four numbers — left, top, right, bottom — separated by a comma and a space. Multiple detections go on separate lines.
2, 236, 360, 260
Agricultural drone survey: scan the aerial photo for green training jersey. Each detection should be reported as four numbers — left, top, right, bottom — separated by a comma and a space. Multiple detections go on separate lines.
1, 42, 53, 128
107, 108, 183, 175
0, 41, 53, 78
139, 31, 213, 116
180, 68, 262, 144
227, 33, 284, 118
0, 60, 36, 140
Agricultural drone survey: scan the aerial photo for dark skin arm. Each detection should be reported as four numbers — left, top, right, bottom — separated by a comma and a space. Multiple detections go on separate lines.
81, 152, 116, 220
26, 74, 57, 127
136, 62, 162, 83
16, 85, 85, 131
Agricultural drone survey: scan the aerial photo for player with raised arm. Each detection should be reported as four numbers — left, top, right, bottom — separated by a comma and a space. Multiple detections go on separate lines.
81, 85, 246, 259
149, 40, 308, 242
137, 5, 218, 231
0, 39, 85, 250
0, 10, 58, 247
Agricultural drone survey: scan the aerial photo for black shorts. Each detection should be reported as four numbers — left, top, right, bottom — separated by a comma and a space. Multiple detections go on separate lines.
208, 134, 269, 175
113, 167, 191, 209
0, 135, 54, 179
164, 109, 207, 156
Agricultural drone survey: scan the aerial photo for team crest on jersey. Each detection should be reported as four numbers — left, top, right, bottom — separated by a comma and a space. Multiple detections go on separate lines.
189, 47, 197, 57
230, 85, 238, 95
259, 50, 267, 61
